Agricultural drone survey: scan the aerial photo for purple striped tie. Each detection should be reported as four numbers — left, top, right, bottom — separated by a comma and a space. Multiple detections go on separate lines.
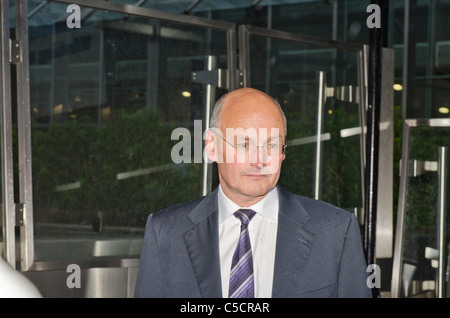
229, 209, 256, 298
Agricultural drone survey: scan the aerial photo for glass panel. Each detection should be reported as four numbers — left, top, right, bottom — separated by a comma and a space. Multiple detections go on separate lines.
28, 2, 229, 262
246, 34, 364, 212
398, 126, 450, 297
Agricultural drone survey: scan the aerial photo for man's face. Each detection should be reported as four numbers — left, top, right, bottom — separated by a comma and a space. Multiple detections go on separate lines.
212, 89, 286, 207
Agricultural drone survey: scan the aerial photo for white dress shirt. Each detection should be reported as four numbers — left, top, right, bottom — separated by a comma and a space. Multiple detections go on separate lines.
218, 184, 278, 298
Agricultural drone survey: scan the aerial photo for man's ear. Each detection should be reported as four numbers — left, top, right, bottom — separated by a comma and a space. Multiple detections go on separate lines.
204, 129, 218, 163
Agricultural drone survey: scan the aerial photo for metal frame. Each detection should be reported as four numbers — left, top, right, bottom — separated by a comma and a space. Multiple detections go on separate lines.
375, 47, 395, 260
50, 0, 237, 90
7, 0, 393, 280
15, 0, 35, 271
0, 0, 17, 268
199, 55, 216, 196
391, 118, 450, 297
238, 25, 364, 88
5, 0, 238, 272
436, 146, 447, 298
314, 71, 326, 200
237, 24, 395, 263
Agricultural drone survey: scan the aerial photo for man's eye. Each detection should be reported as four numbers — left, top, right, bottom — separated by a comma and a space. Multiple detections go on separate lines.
267, 143, 279, 149
236, 142, 248, 150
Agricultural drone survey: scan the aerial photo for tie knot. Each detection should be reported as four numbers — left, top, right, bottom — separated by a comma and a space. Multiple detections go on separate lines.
234, 209, 256, 226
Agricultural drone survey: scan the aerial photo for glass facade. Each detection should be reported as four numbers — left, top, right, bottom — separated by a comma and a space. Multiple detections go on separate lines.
392, 119, 450, 298
242, 28, 365, 212
0, 0, 449, 298
27, 2, 232, 262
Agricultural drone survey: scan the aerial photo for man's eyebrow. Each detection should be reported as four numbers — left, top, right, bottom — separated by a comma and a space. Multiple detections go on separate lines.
233, 135, 284, 142
267, 134, 284, 140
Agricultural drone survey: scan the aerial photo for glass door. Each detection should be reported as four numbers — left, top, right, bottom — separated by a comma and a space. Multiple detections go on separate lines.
238, 25, 395, 262
6, 0, 237, 297
238, 25, 369, 228
392, 119, 450, 298
3, 0, 396, 297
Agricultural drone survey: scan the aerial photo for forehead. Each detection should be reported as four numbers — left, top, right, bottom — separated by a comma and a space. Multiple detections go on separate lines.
220, 91, 285, 134
226, 127, 283, 139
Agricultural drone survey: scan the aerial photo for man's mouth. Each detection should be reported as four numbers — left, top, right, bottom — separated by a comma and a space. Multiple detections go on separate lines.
246, 174, 266, 180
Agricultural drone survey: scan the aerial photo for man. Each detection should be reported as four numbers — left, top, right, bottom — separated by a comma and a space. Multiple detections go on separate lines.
134, 87, 372, 298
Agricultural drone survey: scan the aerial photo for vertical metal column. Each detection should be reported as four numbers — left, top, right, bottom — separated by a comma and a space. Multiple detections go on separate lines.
436, 146, 448, 298
146, 23, 159, 110
0, 0, 16, 268
97, 29, 105, 125
15, 0, 34, 271
364, 0, 383, 275
227, 25, 237, 91
238, 25, 251, 88
425, 0, 436, 118
264, 6, 272, 94
401, 0, 412, 119
314, 71, 326, 200
200, 56, 216, 196
391, 121, 411, 297
400, 0, 409, 113
357, 45, 369, 220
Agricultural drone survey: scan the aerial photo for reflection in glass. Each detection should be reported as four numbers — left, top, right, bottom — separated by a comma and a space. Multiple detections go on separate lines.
28, 3, 228, 261
397, 125, 450, 297
246, 34, 364, 213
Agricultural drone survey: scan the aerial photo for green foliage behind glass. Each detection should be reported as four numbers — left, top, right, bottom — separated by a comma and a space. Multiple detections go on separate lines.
32, 108, 199, 231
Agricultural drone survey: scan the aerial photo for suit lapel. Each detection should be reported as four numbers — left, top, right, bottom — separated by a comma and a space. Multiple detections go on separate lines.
184, 188, 223, 297
272, 186, 316, 298
182, 186, 316, 298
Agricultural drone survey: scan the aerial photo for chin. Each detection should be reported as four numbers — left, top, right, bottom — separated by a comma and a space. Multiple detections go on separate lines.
241, 183, 272, 197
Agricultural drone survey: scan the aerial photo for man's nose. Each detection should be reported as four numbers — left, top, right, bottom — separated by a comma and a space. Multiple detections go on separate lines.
249, 146, 268, 168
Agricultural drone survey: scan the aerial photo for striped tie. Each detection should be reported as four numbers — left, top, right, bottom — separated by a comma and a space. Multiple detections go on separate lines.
229, 209, 256, 298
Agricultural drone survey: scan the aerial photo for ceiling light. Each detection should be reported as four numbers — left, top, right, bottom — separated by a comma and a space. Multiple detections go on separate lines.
438, 107, 449, 114
393, 84, 403, 91
54, 104, 63, 116
181, 91, 191, 98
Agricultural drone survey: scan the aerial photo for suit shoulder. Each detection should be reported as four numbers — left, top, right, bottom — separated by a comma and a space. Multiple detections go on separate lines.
150, 196, 205, 221
292, 193, 355, 222
289, 193, 360, 241
142, 196, 205, 238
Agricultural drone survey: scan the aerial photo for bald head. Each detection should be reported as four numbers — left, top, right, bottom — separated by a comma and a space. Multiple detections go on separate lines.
210, 88, 287, 136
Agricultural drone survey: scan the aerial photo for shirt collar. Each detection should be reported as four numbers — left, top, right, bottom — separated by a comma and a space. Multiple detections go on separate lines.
218, 184, 278, 223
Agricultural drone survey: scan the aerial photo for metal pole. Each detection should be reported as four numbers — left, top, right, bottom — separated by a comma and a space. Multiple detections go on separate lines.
364, 0, 385, 298
200, 56, 216, 196
436, 146, 447, 298
0, 0, 16, 268
264, 5, 272, 94
390, 121, 411, 297
15, 0, 35, 271
401, 0, 412, 119
314, 71, 325, 200
425, 0, 436, 118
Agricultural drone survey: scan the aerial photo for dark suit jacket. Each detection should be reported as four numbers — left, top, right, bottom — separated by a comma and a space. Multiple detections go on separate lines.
134, 185, 373, 298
